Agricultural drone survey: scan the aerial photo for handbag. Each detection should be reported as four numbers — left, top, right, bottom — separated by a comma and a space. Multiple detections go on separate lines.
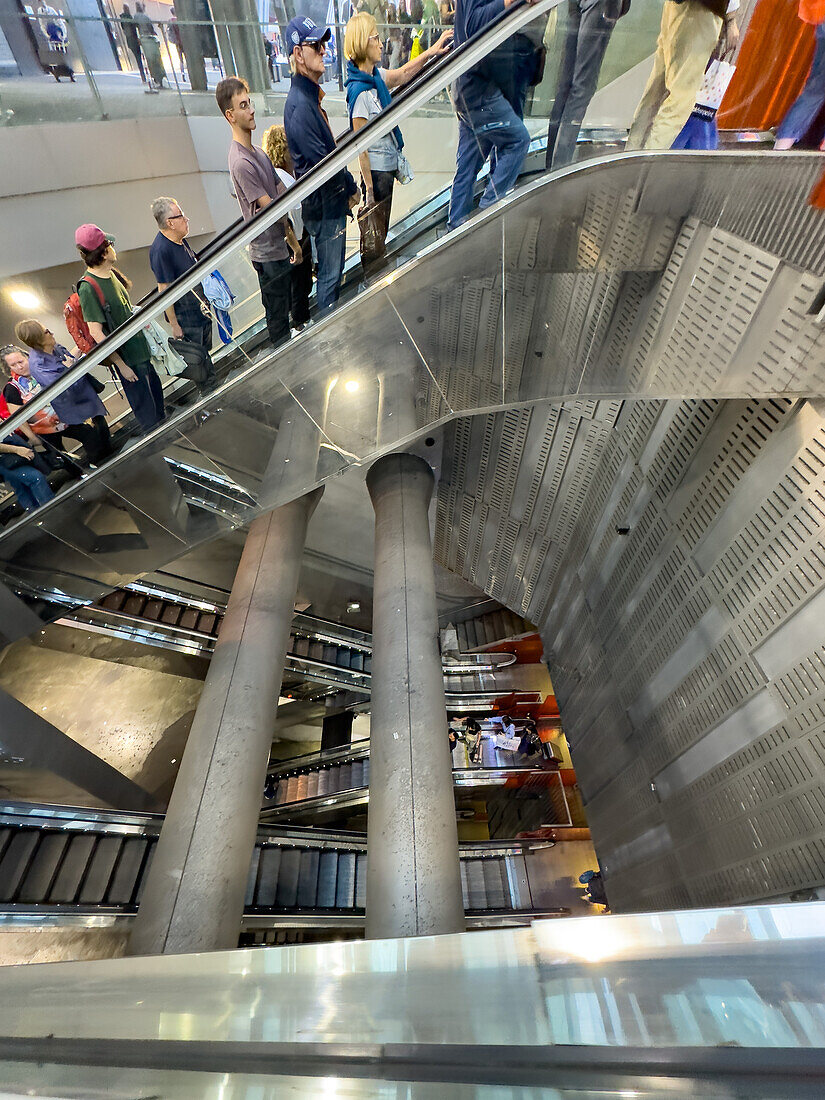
357, 202, 386, 264
392, 133, 414, 185
168, 337, 210, 384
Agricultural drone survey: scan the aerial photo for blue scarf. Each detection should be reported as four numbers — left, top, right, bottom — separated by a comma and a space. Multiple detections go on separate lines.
344, 60, 404, 151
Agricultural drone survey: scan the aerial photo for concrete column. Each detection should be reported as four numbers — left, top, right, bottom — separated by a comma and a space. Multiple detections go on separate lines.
128, 489, 321, 956
365, 452, 464, 940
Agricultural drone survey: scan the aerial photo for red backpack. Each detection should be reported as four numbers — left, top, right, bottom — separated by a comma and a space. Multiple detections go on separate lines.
63, 275, 108, 354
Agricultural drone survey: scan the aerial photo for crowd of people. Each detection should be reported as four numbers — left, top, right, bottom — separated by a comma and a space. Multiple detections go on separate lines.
4, 0, 823, 517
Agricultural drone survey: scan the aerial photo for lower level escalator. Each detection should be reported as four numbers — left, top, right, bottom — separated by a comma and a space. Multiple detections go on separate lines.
0, 803, 566, 930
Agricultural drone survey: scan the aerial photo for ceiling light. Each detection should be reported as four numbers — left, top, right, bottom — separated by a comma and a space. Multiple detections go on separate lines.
9, 289, 41, 310
344, 379, 359, 393
346, 600, 360, 613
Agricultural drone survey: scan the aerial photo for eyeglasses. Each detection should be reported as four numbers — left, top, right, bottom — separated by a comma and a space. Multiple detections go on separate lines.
168, 213, 188, 221
369, 33, 381, 41
301, 39, 326, 54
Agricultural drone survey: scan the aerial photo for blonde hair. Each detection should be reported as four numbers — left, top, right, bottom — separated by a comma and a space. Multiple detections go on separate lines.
14, 319, 48, 352
262, 124, 289, 171
345, 11, 377, 65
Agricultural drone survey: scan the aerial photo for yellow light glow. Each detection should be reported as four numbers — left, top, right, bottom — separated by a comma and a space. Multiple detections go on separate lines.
344, 379, 359, 393
9, 289, 41, 310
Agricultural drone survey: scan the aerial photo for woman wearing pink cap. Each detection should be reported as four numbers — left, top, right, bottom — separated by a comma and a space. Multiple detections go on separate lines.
75, 223, 166, 435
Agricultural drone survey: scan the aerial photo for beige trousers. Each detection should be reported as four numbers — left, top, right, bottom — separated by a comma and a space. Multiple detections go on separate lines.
625, 0, 722, 151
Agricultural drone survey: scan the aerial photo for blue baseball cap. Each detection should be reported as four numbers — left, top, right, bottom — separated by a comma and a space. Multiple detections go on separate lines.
285, 16, 331, 50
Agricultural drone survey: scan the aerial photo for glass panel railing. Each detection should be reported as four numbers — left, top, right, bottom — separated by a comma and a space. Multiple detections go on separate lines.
1, 0, 823, 620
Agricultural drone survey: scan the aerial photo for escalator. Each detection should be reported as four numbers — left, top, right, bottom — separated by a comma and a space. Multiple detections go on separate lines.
0, 803, 565, 929
0, 0, 819, 640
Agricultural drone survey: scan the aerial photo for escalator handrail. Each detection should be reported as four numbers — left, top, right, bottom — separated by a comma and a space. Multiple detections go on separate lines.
1, 0, 559, 442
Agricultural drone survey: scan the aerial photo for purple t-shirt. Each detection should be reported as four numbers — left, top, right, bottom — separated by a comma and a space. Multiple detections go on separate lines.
228, 141, 288, 263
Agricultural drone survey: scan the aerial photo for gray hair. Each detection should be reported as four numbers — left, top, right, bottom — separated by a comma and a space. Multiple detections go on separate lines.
0, 345, 27, 372
150, 196, 179, 228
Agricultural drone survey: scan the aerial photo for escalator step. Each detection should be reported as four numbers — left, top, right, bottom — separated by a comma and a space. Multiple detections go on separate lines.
0, 829, 12, 864
460, 860, 470, 907
364, 656, 372, 674
482, 859, 507, 910
197, 612, 218, 634
48, 834, 96, 903
123, 596, 147, 617
78, 837, 123, 904
317, 770, 331, 796
297, 849, 319, 907
335, 851, 356, 909
295, 774, 309, 802
274, 780, 288, 805
100, 591, 128, 612
134, 845, 155, 902
292, 637, 310, 658
327, 766, 340, 794
350, 651, 364, 671
306, 772, 319, 799
317, 851, 338, 908
336, 648, 351, 667
481, 739, 497, 768
276, 849, 301, 908
143, 599, 164, 621
464, 859, 486, 909
106, 838, 149, 905
0, 831, 39, 902
308, 642, 324, 661
179, 608, 199, 630
18, 833, 68, 903
350, 760, 363, 788
506, 854, 530, 909
285, 776, 300, 803
245, 848, 262, 907
322, 645, 337, 665
161, 604, 182, 625
339, 763, 352, 791
355, 852, 367, 909
256, 847, 282, 907
362, 758, 370, 786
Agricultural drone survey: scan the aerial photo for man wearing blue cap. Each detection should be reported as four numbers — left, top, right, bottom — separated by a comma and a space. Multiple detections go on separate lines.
283, 15, 358, 311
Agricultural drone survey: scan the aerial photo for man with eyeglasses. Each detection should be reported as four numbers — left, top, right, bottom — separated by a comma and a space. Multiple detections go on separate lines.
283, 16, 358, 311
149, 196, 216, 390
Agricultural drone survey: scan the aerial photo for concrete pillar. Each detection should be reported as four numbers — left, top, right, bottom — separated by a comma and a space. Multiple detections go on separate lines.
209, 0, 268, 92
365, 452, 464, 940
127, 489, 321, 956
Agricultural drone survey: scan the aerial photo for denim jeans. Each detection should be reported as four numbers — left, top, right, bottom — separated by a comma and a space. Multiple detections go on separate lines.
303, 215, 347, 311
447, 82, 531, 231
252, 258, 292, 345
776, 23, 825, 144
1, 463, 53, 510
118, 361, 166, 433
546, 0, 617, 171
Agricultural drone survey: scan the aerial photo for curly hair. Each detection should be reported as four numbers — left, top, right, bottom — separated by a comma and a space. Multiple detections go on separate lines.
262, 124, 290, 172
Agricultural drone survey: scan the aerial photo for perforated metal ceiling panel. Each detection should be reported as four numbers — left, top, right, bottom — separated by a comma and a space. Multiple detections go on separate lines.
435, 396, 825, 910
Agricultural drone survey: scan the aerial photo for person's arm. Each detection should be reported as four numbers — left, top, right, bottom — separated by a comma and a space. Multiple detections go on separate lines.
351, 114, 374, 205
155, 284, 183, 339
721, 5, 739, 55
3, 401, 40, 447
383, 29, 453, 89
255, 192, 303, 264
85, 321, 138, 382
0, 442, 34, 460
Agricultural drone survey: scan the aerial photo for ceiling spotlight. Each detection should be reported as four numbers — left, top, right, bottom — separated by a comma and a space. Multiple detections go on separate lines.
346, 600, 361, 613
344, 379, 359, 393
9, 289, 41, 310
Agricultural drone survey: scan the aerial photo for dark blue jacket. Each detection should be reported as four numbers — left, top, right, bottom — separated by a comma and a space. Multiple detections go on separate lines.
453, 0, 506, 102
284, 73, 358, 223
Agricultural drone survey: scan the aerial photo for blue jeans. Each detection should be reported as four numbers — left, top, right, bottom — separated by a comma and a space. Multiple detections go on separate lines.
776, 23, 825, 144
447, 82, 531, 231
304, 215, 347, 311
2, 463, 54, 510
546, 0, 617, 170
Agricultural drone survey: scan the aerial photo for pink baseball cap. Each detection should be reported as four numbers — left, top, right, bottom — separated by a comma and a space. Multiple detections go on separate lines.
74, 223, 115, 251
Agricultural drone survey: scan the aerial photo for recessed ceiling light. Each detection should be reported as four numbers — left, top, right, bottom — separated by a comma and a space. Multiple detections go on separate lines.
347, 600, 361, 613
344, 379, 359, 393
9, 289, 41, 310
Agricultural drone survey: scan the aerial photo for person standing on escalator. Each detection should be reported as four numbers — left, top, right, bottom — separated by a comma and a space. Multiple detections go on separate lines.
283, 16, 360, 311
447, 0, 538, 231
